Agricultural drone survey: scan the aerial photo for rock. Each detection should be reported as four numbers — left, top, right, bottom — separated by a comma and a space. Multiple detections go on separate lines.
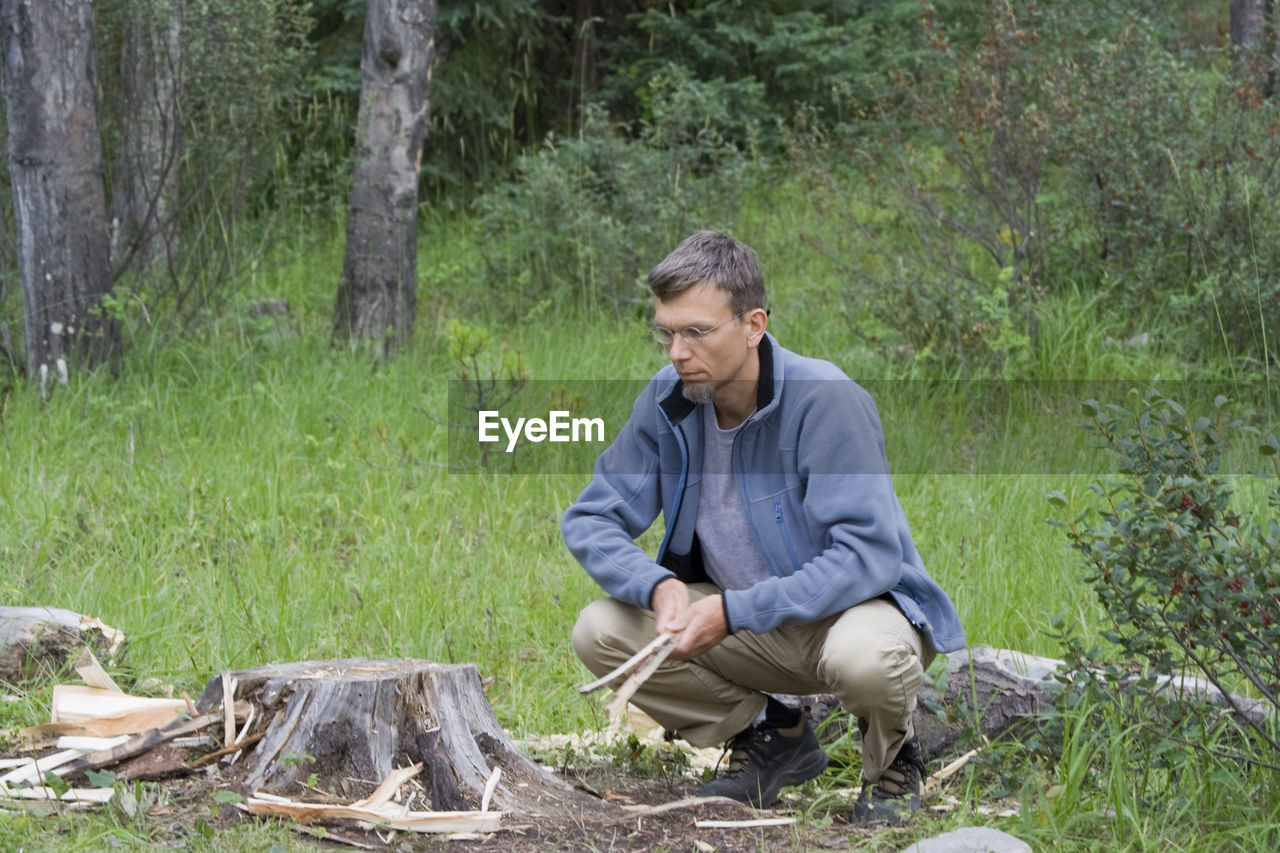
900, 826, 1033, 853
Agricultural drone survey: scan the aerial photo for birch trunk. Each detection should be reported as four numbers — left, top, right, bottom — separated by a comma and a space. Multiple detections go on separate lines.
332, 0, 434, 359
1, 0, 117, 383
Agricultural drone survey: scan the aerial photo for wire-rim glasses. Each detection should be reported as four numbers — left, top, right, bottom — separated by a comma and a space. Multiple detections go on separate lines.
649, 312, 744, 348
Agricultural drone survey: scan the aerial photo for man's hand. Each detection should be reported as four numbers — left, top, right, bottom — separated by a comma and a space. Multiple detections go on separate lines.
651, 578, 690, 636
670, 594, 727, 660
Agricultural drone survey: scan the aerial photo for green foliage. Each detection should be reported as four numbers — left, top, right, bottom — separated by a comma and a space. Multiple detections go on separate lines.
94, 0, 313, 335
1053, 389, 1280, 766
793, 1, 1279, 374
476, 101, 748, 318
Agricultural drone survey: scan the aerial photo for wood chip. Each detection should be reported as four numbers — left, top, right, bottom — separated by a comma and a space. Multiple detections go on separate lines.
74, 648, 123, 694
480, 766, 501, 813
351, 763, 423, 810
221, 673, 235, 748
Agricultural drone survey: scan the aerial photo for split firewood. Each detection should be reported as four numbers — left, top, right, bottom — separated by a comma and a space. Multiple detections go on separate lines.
53, 701, 250, 781
49, 685, 188, 726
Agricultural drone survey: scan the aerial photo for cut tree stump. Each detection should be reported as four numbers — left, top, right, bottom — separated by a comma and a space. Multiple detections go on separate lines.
195, 659, 594, 814
0, 607, 126, 684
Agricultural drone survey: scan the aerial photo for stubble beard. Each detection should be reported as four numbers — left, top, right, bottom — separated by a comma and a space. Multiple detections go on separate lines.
681, 382, 716, 405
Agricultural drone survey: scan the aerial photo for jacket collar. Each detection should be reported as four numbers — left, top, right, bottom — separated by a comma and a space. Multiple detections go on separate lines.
659, 332, 780, 426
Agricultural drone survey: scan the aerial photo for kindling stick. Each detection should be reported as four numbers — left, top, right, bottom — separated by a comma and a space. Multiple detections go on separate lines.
577, 632, 677, 695
603, 637, 677, 718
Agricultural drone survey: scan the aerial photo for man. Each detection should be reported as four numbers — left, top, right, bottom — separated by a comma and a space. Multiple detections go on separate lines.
563, 231, 965, 824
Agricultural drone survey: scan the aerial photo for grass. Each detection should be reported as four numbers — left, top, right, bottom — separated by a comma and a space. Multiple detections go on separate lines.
1, 177, 1277, 851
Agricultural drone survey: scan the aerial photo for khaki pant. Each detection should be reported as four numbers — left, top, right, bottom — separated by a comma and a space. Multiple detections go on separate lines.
572, 583, 934, 782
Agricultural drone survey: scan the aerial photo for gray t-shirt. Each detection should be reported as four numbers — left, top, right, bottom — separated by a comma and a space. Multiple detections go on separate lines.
695, 404, 772, 591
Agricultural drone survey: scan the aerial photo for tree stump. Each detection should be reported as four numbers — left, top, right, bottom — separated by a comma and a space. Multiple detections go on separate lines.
0, 607, 126, 683
195, 659, 591, 813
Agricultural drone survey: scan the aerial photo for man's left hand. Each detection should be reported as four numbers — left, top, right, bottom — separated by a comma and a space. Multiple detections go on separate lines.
670, 594, 727, 660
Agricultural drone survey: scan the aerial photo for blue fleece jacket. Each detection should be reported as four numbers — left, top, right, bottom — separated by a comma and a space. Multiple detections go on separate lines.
562, 334, 966, 654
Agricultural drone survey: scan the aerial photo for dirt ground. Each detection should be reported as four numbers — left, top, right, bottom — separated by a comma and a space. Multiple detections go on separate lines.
82, 742, 898, 852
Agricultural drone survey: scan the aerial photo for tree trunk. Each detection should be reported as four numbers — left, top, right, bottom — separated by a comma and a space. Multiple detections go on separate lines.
0, 0, 118, 383
332, 0, 434, 359
1231, 0, 1280, 94
108, 0, 182, 278
196, 659, 590, 813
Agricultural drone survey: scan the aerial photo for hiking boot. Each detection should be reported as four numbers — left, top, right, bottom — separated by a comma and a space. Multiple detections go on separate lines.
851, 736, 924, 826
697, 720, 829, 808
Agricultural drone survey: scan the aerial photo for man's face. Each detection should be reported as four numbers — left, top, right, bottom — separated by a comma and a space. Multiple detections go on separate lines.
652, 282, 760, 405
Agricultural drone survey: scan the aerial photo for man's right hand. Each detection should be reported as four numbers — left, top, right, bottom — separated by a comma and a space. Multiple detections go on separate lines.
651, 577, 691, 635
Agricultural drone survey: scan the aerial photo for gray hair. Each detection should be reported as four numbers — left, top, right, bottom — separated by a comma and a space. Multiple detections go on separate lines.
648, 230, 766, 315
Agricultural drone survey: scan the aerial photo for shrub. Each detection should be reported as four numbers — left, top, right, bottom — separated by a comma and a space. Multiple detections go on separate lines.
793, 1, 1280, 373
1051, 389, 1280, 767
475, 94, 748, 319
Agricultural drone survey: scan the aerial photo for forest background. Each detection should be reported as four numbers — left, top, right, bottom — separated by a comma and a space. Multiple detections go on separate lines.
1, 1, 1279, 850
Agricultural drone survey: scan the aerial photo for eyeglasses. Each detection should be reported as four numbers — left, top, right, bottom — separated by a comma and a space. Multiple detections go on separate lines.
649, 313, 744, 348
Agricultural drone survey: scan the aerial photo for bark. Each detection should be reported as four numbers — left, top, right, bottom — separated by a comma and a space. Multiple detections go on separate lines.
0, 0, 118, 382
196, 659, 593, 813
108, 0, 182, 277
332, 0, 434, 359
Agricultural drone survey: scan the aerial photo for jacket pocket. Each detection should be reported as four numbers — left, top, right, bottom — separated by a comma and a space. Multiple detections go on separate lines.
774, 502, 802, 573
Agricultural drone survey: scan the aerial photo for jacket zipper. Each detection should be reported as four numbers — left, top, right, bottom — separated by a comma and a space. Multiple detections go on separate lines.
774, 502, 802, 572
656, 420, 689, 562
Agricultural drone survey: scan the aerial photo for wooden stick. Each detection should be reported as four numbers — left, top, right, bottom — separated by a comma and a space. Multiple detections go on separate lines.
923, 747, 981, 794
604, 636, 677, 719
694, 817, 795, 828
578, 632, 675, 694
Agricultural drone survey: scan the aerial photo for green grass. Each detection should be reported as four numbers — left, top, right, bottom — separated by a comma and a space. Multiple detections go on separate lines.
2, 180, 1277, 851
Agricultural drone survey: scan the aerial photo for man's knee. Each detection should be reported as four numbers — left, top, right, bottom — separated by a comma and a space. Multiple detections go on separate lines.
821, 639, 923, 710
572, 598, 640, 673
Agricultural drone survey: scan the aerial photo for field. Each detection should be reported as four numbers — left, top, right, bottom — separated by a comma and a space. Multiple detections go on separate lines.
2, 184, 1278, 851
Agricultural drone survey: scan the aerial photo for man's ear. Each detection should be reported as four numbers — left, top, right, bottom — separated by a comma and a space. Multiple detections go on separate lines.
745, 307, 768, 347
